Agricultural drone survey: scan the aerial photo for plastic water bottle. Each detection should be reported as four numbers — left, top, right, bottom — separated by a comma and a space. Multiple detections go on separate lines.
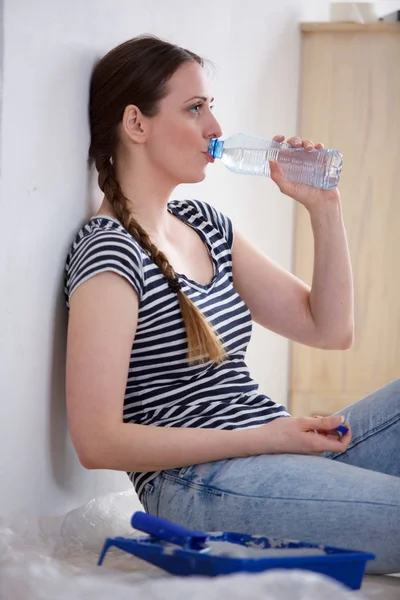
207, 133, 343, 190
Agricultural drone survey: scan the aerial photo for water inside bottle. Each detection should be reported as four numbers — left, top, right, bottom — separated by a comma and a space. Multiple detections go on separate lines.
221, 145, 342, 190
275, 148, 342, 189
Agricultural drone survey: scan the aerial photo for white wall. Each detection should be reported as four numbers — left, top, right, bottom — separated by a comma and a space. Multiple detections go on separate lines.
0, 0, 327, 516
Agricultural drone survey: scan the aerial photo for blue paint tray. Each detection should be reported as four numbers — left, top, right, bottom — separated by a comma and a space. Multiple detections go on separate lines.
98, 511, 375, 590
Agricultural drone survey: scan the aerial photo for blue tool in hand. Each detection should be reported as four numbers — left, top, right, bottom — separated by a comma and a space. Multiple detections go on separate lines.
335, 424, 349, 436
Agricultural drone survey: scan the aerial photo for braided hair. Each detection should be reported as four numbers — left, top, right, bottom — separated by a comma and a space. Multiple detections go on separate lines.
88, 35, 227, 365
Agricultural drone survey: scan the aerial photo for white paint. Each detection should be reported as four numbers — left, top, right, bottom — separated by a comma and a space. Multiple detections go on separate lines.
0, 0, 332, 516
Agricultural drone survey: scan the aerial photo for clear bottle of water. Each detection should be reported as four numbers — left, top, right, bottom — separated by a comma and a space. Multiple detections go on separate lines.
207, 133, 343, 190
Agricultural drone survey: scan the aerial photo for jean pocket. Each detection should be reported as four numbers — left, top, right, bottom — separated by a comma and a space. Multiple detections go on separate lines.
141, 481, 155, 512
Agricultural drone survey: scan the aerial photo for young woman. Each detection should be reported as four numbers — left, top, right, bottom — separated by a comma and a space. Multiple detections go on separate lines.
64, 35, 400, 574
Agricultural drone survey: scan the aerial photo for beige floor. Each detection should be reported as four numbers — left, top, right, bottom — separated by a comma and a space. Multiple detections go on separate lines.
361, 574, 400, 599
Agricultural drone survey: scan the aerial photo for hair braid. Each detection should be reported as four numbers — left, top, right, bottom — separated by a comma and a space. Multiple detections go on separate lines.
96, 157, 227, 365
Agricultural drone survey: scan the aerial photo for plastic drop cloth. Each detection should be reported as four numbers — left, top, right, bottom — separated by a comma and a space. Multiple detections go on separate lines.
0, 490, 366, 599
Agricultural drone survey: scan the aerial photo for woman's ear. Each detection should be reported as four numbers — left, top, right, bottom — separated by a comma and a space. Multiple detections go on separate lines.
121, 104, 147, 143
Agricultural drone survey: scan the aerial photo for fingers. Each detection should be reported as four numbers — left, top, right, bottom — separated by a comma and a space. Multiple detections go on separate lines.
268, 159, 300, 199
299, 415, 344, 431
312, 434, 349, 453
306, 415, 352, 453
289, 137, 314, 150
287, 136, 307, 148
269, 159, 284, 178
312, 414, 350, 440
269, 135, 325, 200
306, 415, 345, 432
272, 135, 325, 151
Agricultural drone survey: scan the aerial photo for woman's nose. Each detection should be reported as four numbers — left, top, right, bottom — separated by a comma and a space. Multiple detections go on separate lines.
207, 114, 222, 140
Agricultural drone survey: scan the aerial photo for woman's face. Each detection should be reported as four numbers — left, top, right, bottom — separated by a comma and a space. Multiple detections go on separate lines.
145, 61, 222, 184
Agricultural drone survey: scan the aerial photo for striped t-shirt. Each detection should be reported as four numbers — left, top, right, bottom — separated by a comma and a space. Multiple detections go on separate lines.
64, 199, 289, 501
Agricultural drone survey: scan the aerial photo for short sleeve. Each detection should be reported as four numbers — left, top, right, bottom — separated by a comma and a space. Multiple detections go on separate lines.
64, 221, 144, 309
188, 200, 234, 249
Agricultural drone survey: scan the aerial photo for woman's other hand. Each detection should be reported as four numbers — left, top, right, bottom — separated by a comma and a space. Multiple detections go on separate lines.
246, 414, 352, 457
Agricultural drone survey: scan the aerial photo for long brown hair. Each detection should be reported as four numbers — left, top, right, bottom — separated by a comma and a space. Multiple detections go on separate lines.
88, 35, 226, 365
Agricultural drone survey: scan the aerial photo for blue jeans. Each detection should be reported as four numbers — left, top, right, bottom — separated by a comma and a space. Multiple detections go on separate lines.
141, 379, 400, 574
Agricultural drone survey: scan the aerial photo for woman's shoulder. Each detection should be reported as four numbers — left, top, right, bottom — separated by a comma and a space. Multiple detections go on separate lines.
168, 199, 233, 248
65, 215, 146, 284
67, 215, 144, 262
64, 215, 145, 305
168, 199, 231, 228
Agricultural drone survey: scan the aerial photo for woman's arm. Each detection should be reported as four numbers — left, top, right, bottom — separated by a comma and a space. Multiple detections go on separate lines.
307, 197, 354, 349
66, 270, 350, 473
232, 135, 354, 350
66, 271, 251, 471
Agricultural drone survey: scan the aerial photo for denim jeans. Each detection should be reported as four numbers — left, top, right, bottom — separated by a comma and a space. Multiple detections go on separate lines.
141, 378, 400, 574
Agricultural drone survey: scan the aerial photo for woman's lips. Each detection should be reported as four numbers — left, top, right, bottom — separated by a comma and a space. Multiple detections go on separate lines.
204, 153, 215, 163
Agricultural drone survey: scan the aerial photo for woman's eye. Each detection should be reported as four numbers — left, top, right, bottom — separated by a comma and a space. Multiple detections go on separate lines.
189, 103, 202, 114
189, 103, 215, 114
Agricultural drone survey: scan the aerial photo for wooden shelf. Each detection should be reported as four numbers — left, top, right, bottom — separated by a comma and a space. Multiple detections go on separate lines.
290, 22, 400, 416
300, 22, 400, 33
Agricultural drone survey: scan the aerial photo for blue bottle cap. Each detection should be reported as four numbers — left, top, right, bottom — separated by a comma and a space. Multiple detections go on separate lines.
208, 138, 224, 159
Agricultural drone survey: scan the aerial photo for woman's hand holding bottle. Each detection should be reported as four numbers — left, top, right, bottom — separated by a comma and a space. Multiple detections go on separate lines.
269, 134, 341, 211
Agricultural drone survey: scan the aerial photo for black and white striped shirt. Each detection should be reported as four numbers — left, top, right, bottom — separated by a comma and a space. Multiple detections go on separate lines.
64, 199, 289, 501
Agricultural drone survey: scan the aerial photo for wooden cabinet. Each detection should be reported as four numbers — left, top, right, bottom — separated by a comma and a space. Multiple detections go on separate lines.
289, 23, 400, 417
